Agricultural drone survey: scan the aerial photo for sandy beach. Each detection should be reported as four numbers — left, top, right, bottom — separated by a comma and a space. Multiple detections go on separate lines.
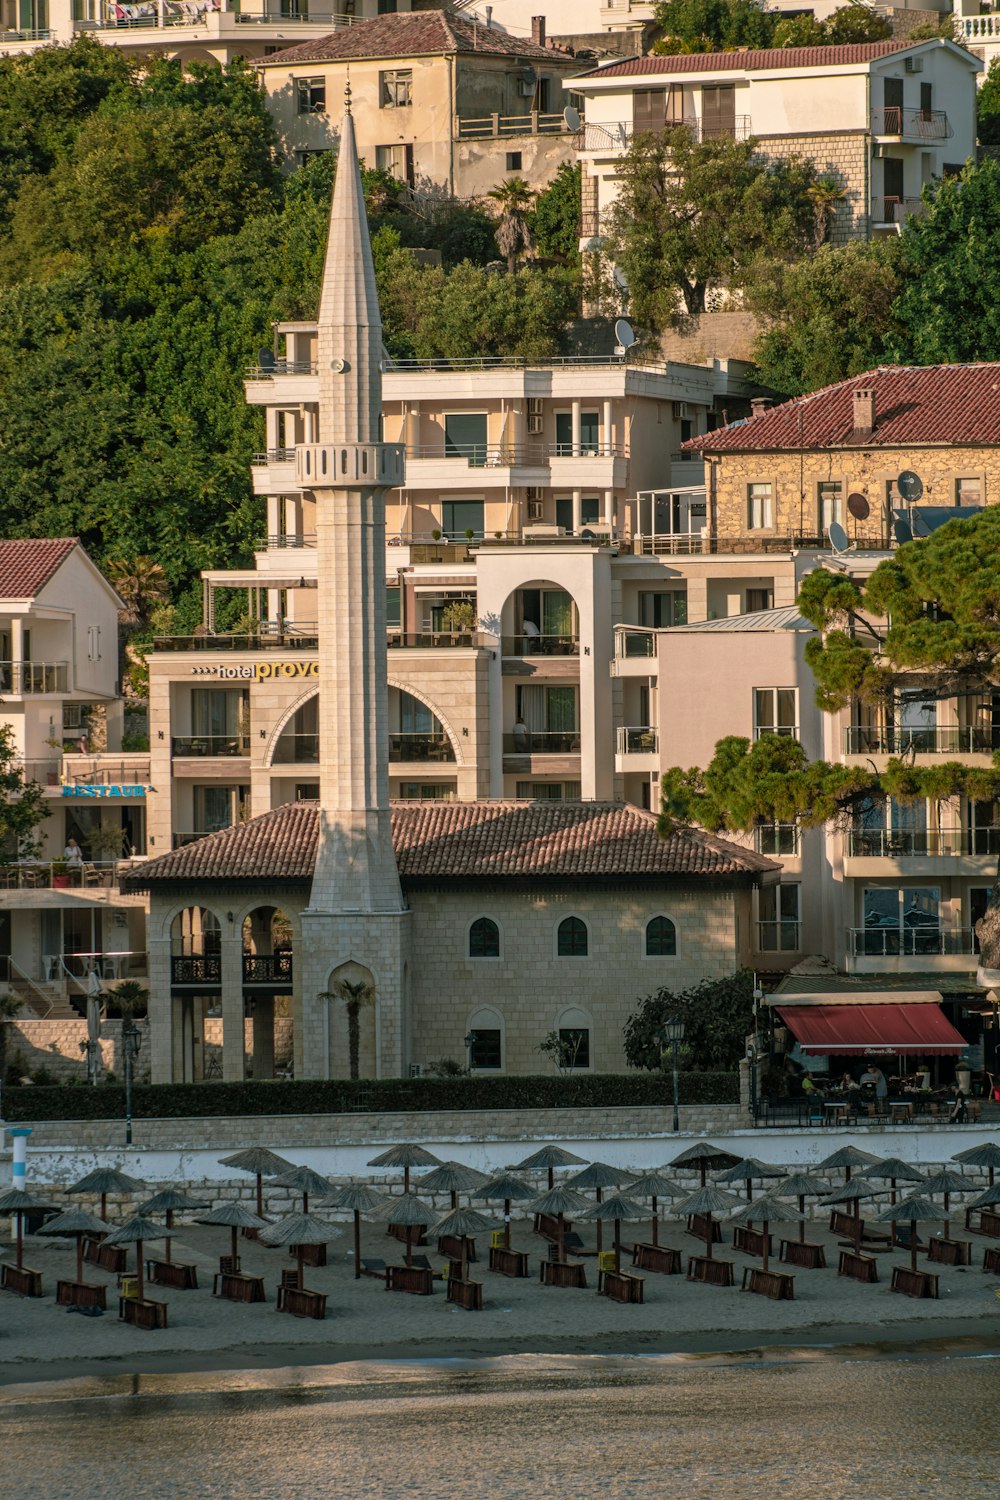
3, 1207, 1000, 1389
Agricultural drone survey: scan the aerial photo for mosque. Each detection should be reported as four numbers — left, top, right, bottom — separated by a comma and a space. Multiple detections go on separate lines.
127, 99, 778, 1085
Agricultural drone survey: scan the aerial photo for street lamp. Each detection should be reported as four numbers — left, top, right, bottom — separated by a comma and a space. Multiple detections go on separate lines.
660, 1015, 685, 1133
464, 1031, 477, 1073
121, 1013, 142, 1147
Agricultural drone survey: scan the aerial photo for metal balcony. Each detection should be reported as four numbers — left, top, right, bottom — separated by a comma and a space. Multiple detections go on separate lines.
172, 736, 250, 757
616, 726, 658, 754
871, 107, 951, 141
843, 726, 997, 755
171, 954, 222, 984
501, 634, 580, 658
389, 733, 456, 763
848, 927, 975, 958
0, 660, 69, 693
503, 730, 581, 754
243, 953, 293, 984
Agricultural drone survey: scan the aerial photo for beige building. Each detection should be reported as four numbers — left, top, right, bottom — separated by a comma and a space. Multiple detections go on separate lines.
256, 10, 581, 191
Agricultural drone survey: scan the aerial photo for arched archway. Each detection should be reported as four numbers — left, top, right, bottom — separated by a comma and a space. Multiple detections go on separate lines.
322, 960, 377, 1081
388, 685, 460, 766
269, 693, 319, 765
242, 905, 295, 1080
169, 906, 223, 1083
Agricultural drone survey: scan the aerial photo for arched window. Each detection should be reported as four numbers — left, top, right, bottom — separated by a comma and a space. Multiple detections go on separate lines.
645, 916, 677, 957
469, 917, 500, 959
467, 1006, 504, 1071
557, 915, 588, 957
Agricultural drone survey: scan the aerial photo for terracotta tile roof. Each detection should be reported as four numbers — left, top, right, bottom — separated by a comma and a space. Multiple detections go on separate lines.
578, 41, 914, 79
125, 800, 777, 889
258, 12, 567, 67
0, 538, 78, 599
688, 364, 1000, 452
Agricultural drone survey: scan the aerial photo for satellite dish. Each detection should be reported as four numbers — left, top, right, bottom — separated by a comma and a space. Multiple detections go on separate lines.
563, 104, 580, 132
612, 265, 629, 292
827, 521, 850, 554
897, 470, 923, 502
614, 319, 636, 349
893, 517, 913, 545
847, 492, 870, 521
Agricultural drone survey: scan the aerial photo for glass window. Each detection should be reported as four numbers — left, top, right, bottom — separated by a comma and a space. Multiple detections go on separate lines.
374, 143, 414, 186
191, 689, 247, 740
554, 412, 599, 455
818, 481, 843, 530
558, 1027, 590, 1068
555, 497, 600, 529
516, 782, 581, 800
753, 688, 797, 738
754, 822, 799, 855
444, 412, 487, 460
296, 77, 326, 115
505, 152, 522, 171
557, 916, 588, 956
469, 1029, 502, 1069
273, 696, 319, 764
386, 585, 401, 628
861, 886, 940, 956
747, 482, 773, 530
758, 884, 800, 951
956, 477, 982, 506
645, 916, 677, 956
745, 588, 773, 613
380, 68, 412, 108
469, 917, 500, 958
441, 500, 484, 538
638, 590, 686, 627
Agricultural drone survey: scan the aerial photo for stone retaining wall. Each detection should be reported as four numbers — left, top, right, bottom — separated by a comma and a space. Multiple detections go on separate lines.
9, 1019, 152, 1085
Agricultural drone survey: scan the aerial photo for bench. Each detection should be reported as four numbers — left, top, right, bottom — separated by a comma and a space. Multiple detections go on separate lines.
891, 1265, 939, 1299
438, 1234, 477, 1263
838, 1249, 878, 1283
118, 1295, 168, 1329
983, 1246, 1000, 1275
387, 1223, 427, 1248
830, 1209, 891, 1249
146, 1259, 199, 1290
56, 1280, 107, 1309
213, 1270, 266, 1303
733, 1226, 773, 1258
686, 1255, 734, 1287
488, 1246, 530, 1278
927, 1237, 972, 1267
277, 1285, 327, 1319
0, 1264, 44, 1297
598, 1269, 645, 1304
978, 1209, 1000, 1238
742, 1266, 795, 1300
779, 1239, 827, 1270
83, 1239, 127, 1276
686, 1213, 722, 1245
539, 1259, 587, 1288
385, 1264, 434, 1295
446, 1277, 484, 1311
534, 1212, 573, 1243
631, 1242, 682, 1275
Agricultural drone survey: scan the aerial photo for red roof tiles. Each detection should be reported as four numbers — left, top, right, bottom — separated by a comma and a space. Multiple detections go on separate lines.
580, 42, 914, 79
0, 539, 78, 599
259, 12, 567, 67
689, 364, 1000, 452
125, 800, 776, 888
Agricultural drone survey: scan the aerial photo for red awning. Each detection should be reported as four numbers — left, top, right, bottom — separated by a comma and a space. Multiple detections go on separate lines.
775, 1003, 966, 1057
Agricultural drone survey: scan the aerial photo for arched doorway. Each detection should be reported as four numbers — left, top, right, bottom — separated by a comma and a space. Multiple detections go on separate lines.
242, 906, 294, 1080
170, 906, 223, 1082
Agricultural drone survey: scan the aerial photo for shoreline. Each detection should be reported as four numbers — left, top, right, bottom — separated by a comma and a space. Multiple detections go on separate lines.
4, 1315, 1000, 1393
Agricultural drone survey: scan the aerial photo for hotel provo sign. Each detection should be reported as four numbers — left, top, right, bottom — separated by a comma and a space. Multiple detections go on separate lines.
190, 661, 318, 681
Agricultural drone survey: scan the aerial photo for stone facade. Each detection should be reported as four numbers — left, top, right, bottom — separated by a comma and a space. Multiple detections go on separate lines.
757, 132, 869, 247
8, 1019, 152, 1084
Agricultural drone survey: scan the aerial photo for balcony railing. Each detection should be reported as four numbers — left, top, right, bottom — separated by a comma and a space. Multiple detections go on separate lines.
629, 531, 889, 556
756, 921, 801, 952
171, 954, 222, 984
404, 443, 627, 466
617, 726, 658, 754
153, 632, 319, 651
0, 861, 122, 891
958, 14, 1000, 37
503, 730, 581, 754
849, 927, 975, 958
389, 631, 487, 650
61, 950, 148, 980
871, 107, 951, 140
847, 828, 1000, 858
456, 112, 575, 140
501, 634, 580, 657
172, 735, 251, 757
234, 9, 357, 22
272, 733, 320, 764
263, 533, 317, 549
583, 116, 752, 151
389, 733, 456, 763
844, 726, 999, 755
243, 953, 293, 984
615, 628, 655, 658
0, 661, 69, 693
59, 756, 152, 786
0, 26, 50, 39
246, 359, 317, 377
251, 448, 297, 464
871, 197, 927, 225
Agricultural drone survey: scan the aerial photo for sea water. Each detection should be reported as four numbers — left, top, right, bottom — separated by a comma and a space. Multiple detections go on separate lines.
3, 1349, 998, 1499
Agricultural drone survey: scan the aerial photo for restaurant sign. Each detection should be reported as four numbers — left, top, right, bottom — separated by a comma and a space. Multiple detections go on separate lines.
189, 661, 318, 681
61, 785, 150, 799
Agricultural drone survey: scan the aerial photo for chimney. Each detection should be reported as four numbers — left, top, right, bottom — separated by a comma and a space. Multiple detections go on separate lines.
531, 14, 546, 47
853, 386, 875, 436
750, 397, 771, 419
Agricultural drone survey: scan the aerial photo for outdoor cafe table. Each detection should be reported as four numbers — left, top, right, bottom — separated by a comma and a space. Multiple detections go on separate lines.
214, 1269, 266, 1302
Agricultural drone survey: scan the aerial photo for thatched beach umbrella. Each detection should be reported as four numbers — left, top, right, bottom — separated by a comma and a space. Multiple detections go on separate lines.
37, 1207, 108, 1285
67, 1167, 145, 1221
953, 1142, 1000, 1188
260, 1211, 341, 1291
318, 1184, 388, 1279
969, 1181, 1000, 1212
139, 1188, 209, 1265
566, 1162, 635, 1254
378, 1193, 435, 1267
626, 1171, 686, 1248
819, 1145, 879, 1185
471, 1172, 535, 1250
730, 1195, 803, 1273
267, 1164, 334, 1215
514, 1145, 586, 1191
529, 1185, 588, 1263
769, 1171, 829, 1246
819, 1180, 880, 1255
0, 1187, 55, 1272
418, 1161, 490, 1211
219, 1148, 294, 1219
431, 1206, 496, 1283
875, 1194, 950, 1274
667, 1143, 740, 1188
920, 1169, 970, 1242
104, 1215, 175, 1303
576, 1192, 646, 1274
675, 1185, 740, 1261
368, 1144, 442, 1194
857, 1158, 926, 1246
715, 1157, 787, 1203
196, 1202, 269, 1268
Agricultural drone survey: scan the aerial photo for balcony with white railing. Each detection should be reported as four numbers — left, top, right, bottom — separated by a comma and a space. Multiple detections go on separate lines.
455, 111, 578, 141
958, 13, 1000, 39
843, 726, 997, 757
582, 116, 752, 155
71, 2, 358, 37
0, 660, 69, 694
612, 627, 659, 677
871, 107, 952, 142
871, 197, 927, 227
615, 724, 659, 771
847, 925, 977, 974
844, 826, 1000, 875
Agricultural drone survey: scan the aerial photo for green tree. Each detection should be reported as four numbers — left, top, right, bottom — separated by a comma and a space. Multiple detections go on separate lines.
624, 971, 758, 1071
488, 175, 536, 272
772, 13, 825, 45
748, 238, 906, 395
979, 59, 1000, 146
652, 0, 775, 52
529, 162, 582, 267
823, 6, 891, 42
106, 557, 170, 633
0, 723, 48, 863
605, 126, 818, 318
323, 978, 375, 1080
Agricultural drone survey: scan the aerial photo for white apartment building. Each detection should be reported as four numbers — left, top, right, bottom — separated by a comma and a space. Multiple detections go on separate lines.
570, 38, 979, 246
0, 540, 148, 1014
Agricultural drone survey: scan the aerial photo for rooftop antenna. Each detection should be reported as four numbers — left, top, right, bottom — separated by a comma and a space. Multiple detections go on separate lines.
826, 520, 850, 555
614, 318, 635, 358
485, 4, 492, 24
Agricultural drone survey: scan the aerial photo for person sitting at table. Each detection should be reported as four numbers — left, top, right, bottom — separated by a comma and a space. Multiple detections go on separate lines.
63, 837, 84, 865
801, 1074, 821, 1097
840, 1071, 858, 1091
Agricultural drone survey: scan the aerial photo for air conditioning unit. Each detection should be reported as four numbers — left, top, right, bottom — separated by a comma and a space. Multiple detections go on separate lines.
873, 143, 891, 159
672, 401, 689, 419
518, 77, 536, 97
527, 499, 545, 520
526, 398, 544, 434
904, 56, 923, 73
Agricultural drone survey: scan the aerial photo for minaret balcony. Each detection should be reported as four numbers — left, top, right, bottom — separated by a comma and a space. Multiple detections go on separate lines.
296, 442, 405, 488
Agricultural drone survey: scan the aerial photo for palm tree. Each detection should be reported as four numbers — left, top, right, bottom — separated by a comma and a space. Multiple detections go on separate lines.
488, 176, 536, 273
106, 556, 170, 632
320, 979, 376, 1080
807, 176, 848, 248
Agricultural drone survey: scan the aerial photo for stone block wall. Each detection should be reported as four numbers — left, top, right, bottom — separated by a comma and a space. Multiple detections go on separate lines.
757, 132, 869, 247
8, 1019, 152, 1084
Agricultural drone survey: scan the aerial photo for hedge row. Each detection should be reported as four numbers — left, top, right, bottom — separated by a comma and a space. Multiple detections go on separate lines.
2, 1071, 738, 1122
